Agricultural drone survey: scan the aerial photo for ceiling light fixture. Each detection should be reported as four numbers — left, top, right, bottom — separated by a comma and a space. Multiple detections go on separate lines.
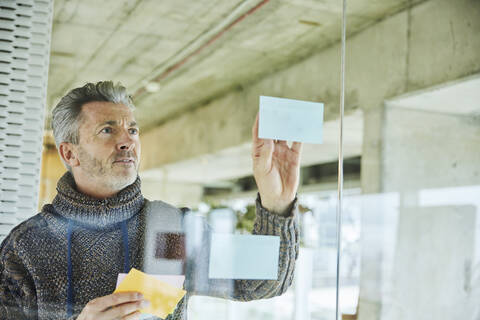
145, 82, 161, 92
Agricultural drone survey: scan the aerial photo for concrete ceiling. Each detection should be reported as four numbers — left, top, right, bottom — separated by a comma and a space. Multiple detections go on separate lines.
48, 0, 415, 131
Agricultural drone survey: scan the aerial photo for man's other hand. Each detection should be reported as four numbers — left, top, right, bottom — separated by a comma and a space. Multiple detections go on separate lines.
76, 292, 149, 320
251, 113, 302, 214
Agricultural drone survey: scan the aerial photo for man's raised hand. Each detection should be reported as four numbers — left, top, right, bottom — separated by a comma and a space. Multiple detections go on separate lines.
251, 113, 302, 214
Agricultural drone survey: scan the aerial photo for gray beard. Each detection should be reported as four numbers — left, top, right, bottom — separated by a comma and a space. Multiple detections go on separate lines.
77, 146, 138, 191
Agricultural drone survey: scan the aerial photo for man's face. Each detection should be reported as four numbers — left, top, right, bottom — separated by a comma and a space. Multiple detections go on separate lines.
74, 101, 141, 191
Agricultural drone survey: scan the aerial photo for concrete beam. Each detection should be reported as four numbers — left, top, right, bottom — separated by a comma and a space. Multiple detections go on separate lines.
140, 111, 363, 183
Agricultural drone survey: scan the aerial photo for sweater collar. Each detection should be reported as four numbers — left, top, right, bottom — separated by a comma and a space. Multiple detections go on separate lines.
52, 171, 144, 228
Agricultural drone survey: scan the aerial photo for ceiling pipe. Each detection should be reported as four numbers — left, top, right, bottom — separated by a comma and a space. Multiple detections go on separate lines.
133, 0, 270, 100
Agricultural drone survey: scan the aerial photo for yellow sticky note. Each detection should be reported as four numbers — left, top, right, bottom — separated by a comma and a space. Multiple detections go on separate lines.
114, 268, 186, 319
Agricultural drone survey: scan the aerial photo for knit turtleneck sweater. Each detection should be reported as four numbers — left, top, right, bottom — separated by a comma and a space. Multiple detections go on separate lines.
49, 172, 145, 319
52, 171, 144, 228
1, 172, 147, 319
0, 172, 299, 320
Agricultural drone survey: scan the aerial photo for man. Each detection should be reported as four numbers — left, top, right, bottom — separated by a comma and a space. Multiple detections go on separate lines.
0, 81, 302, 319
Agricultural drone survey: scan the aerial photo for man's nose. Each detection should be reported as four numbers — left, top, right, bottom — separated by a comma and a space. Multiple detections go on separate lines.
116, 131, 135, 151
118, 142, 134, 151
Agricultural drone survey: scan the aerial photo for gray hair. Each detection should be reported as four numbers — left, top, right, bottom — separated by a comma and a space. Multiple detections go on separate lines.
51, 81, 135, 170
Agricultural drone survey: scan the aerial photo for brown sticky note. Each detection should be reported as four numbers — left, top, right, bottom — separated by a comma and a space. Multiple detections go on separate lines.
155, 232, 185, 260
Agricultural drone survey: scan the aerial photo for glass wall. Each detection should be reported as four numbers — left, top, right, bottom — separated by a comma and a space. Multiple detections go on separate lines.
337, 0, 480, 319
1, 0, 479, 319
173, 1, 480, 319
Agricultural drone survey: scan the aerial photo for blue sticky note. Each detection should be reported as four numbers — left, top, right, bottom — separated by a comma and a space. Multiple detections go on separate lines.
259, 96, 324, 144
209, 234, 280, 280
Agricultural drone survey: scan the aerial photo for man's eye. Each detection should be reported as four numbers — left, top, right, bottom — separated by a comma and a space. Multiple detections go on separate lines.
129, 128, 139, 135
101, 127, 113, 134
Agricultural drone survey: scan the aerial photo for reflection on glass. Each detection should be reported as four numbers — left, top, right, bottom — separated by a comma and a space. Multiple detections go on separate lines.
345, 74, 480, 319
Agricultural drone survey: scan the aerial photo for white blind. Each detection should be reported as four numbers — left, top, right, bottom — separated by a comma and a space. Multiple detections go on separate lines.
0, 0, 53, 243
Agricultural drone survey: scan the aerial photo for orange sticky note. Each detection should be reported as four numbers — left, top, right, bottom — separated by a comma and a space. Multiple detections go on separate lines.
114, 268, 186, 318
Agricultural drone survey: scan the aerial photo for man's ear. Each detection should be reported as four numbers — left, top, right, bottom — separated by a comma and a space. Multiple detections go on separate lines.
59, 142, 80, 168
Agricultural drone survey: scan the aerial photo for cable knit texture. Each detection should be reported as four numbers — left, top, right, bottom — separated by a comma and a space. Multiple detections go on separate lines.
52, 172, 144, 228
0, 172, 299, 319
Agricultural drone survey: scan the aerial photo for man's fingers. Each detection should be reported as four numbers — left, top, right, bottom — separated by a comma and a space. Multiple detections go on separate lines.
91, 292, 143, 312
291, 141, 302, 153
103, 300, 149, 320
123, 311, 142, 320
252, 113, 260, 143
252, 139, 273, 160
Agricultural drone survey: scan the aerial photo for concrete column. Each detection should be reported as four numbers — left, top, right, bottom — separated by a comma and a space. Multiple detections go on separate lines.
374, 106, 479, 320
